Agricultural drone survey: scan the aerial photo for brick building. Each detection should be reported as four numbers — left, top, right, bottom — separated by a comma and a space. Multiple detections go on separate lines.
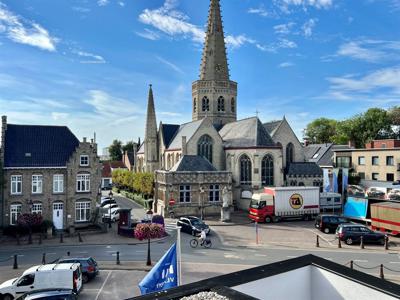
0, 116, 101, 230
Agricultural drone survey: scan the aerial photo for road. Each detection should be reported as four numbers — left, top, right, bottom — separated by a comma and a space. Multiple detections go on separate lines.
112, 192, 146, 221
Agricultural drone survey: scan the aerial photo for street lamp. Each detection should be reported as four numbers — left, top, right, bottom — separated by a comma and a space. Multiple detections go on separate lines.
108, 190, 113, 229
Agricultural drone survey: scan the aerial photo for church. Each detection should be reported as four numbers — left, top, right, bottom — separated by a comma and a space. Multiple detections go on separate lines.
136, 0, 320, 217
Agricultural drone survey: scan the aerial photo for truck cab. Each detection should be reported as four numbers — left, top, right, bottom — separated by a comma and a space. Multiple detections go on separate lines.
248, 193, 275, 223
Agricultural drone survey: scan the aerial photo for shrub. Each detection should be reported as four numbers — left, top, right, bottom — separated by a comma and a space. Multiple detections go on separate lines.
17, 213, 43, 228
151, 215, 165, 227
134, 223, 165, 241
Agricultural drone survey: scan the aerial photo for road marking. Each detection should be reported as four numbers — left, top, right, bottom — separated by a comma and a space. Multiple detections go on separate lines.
135, 250, 145, 253
354, 260, 368, 263
255, 254, 267, 257
95, 271, 111, 300
195, 251, 207, 254
46, 253, 57, 255
76, 251, 88, 254
389, 262, 400, 264
106, 246, 112, 249
287, 256, 298, 258
106, 251, 115, 253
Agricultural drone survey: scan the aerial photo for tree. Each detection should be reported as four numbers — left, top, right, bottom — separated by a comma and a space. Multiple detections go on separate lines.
360, 108, 392, 144
388, 106, 400, 138
122, 141, 135, 153
109, 139, 123, 161
305, 118, 338, 144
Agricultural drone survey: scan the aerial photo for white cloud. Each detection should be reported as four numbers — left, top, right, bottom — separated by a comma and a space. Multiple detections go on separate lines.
0, 3, 57, 51
74, 50, 106, 64
138, 0, 258, 50
279, 62, 294, 68
97, 0, 109, 6
156, 56, 184, 74
118, 2, 125, 7
323, 66, 400, 105
281, 0, 333, 9
302, 18, 317, 37
136, 28, 160, 41
278, 38, 297, 49
159, 111, 182, 117
72, 6, 91, 13
274, 22, 295, 34
247, 5, 269, 17
51, 112, 69, 120
337, 39, 400, 63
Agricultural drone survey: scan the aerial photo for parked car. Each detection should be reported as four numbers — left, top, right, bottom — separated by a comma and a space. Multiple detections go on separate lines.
0, 263, 82, 300
388, 189, 400, 201
20, 289, 77, 300
101, 183, 113, 191
366, 187, 386, 199
101, 203, 119, 210
102, 208, 120, 222
336, 224, 386, 245
57, 257, 99, 283
177, 216, 210, 236
347, 185, 365, 197
100, 199, 118, 209
315, 215, 350, 234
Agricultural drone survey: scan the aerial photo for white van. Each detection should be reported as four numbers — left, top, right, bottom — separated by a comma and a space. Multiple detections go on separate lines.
0, 263, 82, 300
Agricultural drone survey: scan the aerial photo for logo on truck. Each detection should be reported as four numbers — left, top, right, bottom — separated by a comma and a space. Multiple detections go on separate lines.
289, 194, 303, 209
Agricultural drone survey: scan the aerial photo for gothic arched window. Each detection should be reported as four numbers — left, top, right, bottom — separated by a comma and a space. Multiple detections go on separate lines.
202, 96, 210, 112
193, 98, 197, 113
198, 135, 213, 163
240, 155, 252, 184
217, 96, 225, 112
286, 143, 294, 165
231, 98, 235, 112
261, 155, 274, 186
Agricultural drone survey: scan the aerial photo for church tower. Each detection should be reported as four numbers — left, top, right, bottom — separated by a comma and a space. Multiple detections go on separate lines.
192, 0, 237, 128
143, 84, 159, 172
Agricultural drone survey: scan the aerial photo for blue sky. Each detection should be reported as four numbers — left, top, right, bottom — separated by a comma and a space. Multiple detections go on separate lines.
0, 0, 399, 151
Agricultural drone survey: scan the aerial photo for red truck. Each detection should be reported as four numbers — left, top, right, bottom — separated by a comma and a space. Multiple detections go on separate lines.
248, 187, 320, 223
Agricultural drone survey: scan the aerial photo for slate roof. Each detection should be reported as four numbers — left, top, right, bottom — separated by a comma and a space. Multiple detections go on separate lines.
167, 119, 203, 150
137, 142, 144, 154
263, 120, 282, 137
305, 144, 352, 167
102, 161, 126, 177
287, 162, 323, 176
124, 151, 135, 166
219, 117, 276, 148
170, 155, 217, 172
4, 124, 80, 168
160, 123, 180, 148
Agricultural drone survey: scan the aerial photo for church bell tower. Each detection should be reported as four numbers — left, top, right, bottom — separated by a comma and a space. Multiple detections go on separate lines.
192, 0, 237, 128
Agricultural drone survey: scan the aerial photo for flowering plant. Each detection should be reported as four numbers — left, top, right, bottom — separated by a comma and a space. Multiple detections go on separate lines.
134, 223, 165, 240
17, 213, 43, 228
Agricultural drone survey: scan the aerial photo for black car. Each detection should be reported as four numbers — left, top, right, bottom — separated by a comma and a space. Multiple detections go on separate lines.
20, 289, 77, 300
177, 216, 210, 236
315, 214, 350, 234
58, 257, 99, 283
336, 224, 386, 245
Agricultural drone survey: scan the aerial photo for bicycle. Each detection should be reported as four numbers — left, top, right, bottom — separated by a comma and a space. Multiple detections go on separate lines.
190, 237, 212, 248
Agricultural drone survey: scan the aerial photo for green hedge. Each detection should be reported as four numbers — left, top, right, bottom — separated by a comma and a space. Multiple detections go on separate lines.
120, 190, 146, 207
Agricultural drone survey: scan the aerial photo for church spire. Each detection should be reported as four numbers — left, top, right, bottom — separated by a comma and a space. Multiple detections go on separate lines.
143, 84, 158, 171
200, 0, 229, 81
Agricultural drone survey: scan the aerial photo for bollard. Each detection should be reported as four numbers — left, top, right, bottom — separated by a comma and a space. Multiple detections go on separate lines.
350, 260, 353, 270
13, 255, 18, 269
39, 234, 42, 245
116, 251, 120, 265
78, 232, 83, 243
384, 235, 389, 250
380, 264, 384, 280
42, 253, 46, 265
338, 238, 342, 248
360, 236, 364, 249
316, 235, 320, 248
60, 233, 64, 243
67, 251, 70, 256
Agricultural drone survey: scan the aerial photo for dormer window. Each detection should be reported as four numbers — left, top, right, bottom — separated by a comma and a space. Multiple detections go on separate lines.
80, 155, 89, 166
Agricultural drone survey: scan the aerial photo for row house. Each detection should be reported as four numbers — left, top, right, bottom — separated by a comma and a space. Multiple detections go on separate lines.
0, 116, 101, 230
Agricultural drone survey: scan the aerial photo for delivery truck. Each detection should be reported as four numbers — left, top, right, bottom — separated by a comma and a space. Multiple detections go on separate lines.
370, 202, 400, 235
248, 187, 320, 223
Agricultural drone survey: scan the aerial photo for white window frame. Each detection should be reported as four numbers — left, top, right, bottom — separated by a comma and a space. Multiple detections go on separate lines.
32, 203, 42, 215
209, 184, 220, 202
75, 202, 91, 222
76, 174, 90, 192
358, 156, 365, 165
11, 175, 22, 195
179, 185, 191, 203
32, 175, 43, 194
80, 155, 89, 166
53, 174, 64, 193
10, 204, 22, 225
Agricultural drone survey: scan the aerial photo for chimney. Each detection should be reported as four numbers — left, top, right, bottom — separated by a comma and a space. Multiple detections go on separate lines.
1, 115, 7, 161
181, 136, 187, 155
348, 140, 355, 148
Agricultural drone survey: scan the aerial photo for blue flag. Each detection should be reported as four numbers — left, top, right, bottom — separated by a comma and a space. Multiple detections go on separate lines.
333, 168, 339, 193
139, 243, 178, 295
